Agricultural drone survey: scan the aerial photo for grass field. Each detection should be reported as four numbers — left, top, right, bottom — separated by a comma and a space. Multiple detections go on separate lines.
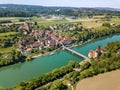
0, 16, 120, 28
0, 17, 30, 23
105, 18, 120, 24
31, 17, 44, 21
0, 32, 19, 37
82, 21, 102, 28
0, 17, 20, 23
38, 20, 69, 26
0, 47, 15, 54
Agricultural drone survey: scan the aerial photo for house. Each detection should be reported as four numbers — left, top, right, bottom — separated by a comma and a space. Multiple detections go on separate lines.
21, 48, 32, 55
68, 80, 74, 86
19, 25, 29, 35
39, 45, 45, 50
31, 42, 40, 48
60, 37, 74, 45
88, 46, 106, 60
4, 54, 12, 59
38, 38, 45, 43
117, 49, 120, 55
25, 48, 32, 54
44, 39, 57, 48
88, 50, 99, 58
28, 39, 35, 45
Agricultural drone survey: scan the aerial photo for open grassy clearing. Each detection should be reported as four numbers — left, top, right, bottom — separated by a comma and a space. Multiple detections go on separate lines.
38, 20, 69, 26
30, 17, 44, 21
80, 17, 120, 28
82, 21, 102, 28
0, 46, 15, 54
0, 17, 19, 23
0, 17, 30, 23
0, 32, 19, 37
105, 18, 120, 24
0, 17, 17, 20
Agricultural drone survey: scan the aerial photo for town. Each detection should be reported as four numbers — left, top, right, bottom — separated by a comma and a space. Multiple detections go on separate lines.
18, 24, 75, 55
0, 3, 120, 90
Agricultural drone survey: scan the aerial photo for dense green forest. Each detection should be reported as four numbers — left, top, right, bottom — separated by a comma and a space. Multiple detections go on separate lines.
0, 4, 120, 17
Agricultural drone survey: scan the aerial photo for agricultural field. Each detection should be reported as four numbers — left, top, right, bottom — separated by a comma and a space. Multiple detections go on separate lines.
0, 17, 19, 23
0, 32, 20, 54
0, 32, 19, 37
0, 16, 114, 27
0, 47, 15, 54
38, 20, 69, 26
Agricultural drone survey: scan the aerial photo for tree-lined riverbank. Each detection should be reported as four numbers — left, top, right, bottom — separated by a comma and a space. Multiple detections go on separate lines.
0, 35, 120, 88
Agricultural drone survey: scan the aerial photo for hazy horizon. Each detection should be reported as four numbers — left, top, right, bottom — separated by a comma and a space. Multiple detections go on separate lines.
0, 0, 120, 8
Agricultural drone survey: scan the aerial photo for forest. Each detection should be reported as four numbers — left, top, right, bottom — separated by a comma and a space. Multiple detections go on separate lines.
0, 4, 120, 17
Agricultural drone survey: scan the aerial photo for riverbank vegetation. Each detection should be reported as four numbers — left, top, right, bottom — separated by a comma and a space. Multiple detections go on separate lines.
0, 50, 26, 67
79, 42, 120, 78
9, 41, 120, 90
74, 41, 120, 89
14, 61, 80, 90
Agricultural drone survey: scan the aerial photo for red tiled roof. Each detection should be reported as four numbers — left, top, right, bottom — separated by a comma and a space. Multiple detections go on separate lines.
89, 50, 95, 57
60, 37, 74, 43
32, 42, 40, 47
28, 39, 35, 44
38, 38, 46, 41
26, 48, 32, 51
19, 25, 29, 31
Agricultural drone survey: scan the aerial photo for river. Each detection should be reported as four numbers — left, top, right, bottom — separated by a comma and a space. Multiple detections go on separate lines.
0, 35, 120, 88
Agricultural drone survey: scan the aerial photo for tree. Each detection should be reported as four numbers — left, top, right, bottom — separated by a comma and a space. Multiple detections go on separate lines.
34, 22, 38, 25
102, 22, 111, 27
80, 62, 91, 71
50, 80, 66, 90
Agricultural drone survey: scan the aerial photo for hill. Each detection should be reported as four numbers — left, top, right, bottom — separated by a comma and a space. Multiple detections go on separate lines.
0, 4, 120, 17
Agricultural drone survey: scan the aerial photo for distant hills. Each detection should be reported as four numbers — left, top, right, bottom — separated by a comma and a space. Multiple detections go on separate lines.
0, 4, 120, 11
94, 7, 120, 11
0, 4, 120, 17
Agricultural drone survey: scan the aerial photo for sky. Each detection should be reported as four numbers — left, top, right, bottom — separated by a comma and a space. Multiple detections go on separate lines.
0, 0, 120, 8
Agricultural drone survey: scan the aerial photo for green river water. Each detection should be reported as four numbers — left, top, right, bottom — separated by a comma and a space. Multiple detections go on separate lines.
0, 35, 120, 88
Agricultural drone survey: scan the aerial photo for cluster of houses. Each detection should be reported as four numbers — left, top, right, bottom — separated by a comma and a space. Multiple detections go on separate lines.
18, 25, 75, 54
46, 23, 82, 31
88, 46, 106, 61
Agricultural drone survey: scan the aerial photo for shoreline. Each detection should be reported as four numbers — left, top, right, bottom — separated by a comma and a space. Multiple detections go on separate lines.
31, 39, 91, 59
30, 33, 120, 60
0, 35, 120, 88
31, 48, 61, 59
0, 34, 119, 68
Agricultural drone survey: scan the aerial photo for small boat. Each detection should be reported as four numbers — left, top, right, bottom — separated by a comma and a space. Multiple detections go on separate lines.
50, 52, 54, 55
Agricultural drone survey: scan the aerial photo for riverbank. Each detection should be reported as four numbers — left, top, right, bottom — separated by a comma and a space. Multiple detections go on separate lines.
0, 35, 120, 88
31, 39, 92, 59
76, 70, 120, 90
31, 48, 61, 59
